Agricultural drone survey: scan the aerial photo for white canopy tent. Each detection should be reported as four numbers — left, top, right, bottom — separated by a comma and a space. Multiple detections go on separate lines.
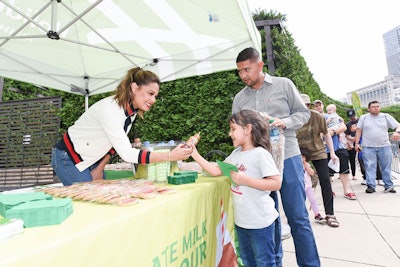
0, 0, 261, 108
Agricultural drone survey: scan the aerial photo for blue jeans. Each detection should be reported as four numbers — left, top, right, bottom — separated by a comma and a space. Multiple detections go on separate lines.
362, 146, 393, 189
272, 155, 320, 267
235, 224, 276, 267
51, 148, 103, 185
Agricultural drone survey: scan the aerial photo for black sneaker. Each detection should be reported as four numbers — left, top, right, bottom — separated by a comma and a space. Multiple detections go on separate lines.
365, 186, 376, 193
384, 186, 397, 193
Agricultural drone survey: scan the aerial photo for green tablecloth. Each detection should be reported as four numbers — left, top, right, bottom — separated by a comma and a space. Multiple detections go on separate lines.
0, 176, 236, 267
104, 170, 133, 180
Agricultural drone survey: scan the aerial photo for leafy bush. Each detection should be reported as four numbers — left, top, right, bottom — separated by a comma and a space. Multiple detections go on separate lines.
135, 71, 242, 157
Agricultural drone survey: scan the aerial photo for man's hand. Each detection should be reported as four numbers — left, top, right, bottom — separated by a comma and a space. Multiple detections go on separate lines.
354, 143, 361, 152
391, 132, 400, 141
270, 118, 286, 129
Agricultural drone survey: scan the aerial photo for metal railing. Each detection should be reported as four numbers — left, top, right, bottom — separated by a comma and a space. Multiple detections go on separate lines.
390, 133, 400, 175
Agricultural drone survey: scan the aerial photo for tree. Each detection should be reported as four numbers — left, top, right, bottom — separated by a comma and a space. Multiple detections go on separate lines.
3, 9, 399, 157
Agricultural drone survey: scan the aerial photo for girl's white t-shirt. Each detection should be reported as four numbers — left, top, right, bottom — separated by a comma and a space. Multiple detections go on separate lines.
225, 146, 280, 229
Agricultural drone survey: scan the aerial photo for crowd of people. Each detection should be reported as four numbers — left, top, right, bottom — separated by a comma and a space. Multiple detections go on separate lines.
52, 47, 400, 267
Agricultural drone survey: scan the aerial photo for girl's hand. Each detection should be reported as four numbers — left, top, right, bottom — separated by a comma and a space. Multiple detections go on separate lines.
230, 170, 247, 186
190, 144, 200, 158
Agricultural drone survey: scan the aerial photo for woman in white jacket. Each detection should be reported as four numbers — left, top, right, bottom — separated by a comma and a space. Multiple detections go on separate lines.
52, 67, 192, 185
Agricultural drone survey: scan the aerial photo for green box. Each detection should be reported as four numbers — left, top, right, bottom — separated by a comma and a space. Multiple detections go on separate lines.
167, 174, 197, 185
173, 171, 199, 179
5, 198, 73, 228
0, 192, 52, 217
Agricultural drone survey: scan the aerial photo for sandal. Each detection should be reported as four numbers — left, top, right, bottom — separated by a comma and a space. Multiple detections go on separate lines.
314, 214, 326, 224
344, 192, 357, 200
325, 215, 340, 228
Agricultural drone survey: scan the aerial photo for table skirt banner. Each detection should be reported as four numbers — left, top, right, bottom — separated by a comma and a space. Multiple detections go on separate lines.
0, 176, 236, 267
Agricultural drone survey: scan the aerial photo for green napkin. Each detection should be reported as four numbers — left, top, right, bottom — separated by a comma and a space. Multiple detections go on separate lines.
216, 160, 238, 185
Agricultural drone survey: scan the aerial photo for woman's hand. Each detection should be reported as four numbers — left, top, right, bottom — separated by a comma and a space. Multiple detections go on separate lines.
330, 152, 339, 162
170, 143, 192, 161
90, 166, 104, 181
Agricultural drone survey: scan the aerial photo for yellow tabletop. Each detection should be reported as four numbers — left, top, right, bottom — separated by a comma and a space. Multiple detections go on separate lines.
0, 176, 235, 267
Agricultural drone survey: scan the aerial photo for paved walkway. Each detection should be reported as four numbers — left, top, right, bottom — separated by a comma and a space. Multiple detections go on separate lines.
282, 171, 400, 266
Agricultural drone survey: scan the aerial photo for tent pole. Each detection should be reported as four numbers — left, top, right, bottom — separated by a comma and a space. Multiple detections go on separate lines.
84, 76, 89, 110
85, 95, 89, 111
0, 76, 3, 102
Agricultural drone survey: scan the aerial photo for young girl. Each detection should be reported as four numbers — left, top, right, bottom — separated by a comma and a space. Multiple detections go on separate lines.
300, 148, 325, 224
191, 109, 281, 267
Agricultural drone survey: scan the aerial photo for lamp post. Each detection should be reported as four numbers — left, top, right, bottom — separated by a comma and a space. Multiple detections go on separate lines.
255, 19, 282, 75
0, 76, 3, 102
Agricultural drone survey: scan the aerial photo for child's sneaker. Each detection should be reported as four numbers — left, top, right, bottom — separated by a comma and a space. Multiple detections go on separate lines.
314, 214, 326, 224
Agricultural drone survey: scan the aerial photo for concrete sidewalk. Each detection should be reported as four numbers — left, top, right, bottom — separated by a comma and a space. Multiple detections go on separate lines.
282, 171, 400, 267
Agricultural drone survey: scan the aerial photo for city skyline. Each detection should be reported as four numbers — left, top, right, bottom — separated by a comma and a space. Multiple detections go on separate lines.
248, 0, 400, 100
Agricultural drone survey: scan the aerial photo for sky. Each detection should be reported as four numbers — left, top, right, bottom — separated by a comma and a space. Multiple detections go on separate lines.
247, 0, 400, 100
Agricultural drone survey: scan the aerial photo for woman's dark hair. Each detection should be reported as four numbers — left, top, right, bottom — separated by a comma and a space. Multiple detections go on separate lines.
113, 67, 160, 117
229, 109, 272, 152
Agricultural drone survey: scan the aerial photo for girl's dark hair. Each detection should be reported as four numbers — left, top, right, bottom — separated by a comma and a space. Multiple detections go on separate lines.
229, 109, 272, 152
113, 67, 160, 117
300, 147, 311, 161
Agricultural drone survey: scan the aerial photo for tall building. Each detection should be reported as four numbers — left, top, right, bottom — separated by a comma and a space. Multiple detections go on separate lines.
346, 75, 400, 108
384, 25, 400, 76
347, 26, 400, 108
346, 75, 400, 107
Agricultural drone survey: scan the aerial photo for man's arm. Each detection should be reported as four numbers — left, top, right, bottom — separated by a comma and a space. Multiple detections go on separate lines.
324, 133, 338, 161
354, 128, 362, 152
280, 86, 310, 130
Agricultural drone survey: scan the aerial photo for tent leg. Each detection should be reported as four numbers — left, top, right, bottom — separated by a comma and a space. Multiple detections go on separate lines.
85, 95, 89, 111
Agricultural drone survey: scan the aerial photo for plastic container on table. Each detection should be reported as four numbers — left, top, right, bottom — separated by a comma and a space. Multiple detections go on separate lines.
134, 140, 181, 182
167, 171, 198, 185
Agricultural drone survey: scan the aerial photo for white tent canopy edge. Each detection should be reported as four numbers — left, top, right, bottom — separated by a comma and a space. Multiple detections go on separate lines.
0, 0, 261, 107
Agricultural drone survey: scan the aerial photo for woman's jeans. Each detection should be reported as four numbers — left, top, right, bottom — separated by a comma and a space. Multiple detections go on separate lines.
51, 147, 103, 186
235, 224, 276, 267
271, 155, 320, 267
362, 146, 393, 189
